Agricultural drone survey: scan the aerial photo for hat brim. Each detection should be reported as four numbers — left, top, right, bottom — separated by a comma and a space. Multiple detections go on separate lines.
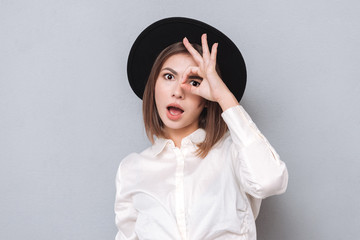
127, 17, 246, 101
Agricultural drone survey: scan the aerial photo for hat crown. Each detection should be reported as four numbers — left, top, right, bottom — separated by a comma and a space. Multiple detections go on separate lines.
127, 17, 246, 101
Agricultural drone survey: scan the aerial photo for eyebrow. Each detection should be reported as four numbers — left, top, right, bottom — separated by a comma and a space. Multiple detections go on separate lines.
161, 67, 203, 80
161, 67, 178, 76
188, 75, 203, 81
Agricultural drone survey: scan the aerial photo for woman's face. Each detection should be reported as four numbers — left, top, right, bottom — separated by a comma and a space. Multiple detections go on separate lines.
155, 53, 206, 137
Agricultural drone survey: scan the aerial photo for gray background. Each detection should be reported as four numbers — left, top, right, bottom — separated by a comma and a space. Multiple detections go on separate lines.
1, 0, 359, 239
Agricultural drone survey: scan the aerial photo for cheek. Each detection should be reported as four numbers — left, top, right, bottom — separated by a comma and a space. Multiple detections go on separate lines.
194, 96, 206, 109
154, 83, 169, 118
188, 97, 206, 116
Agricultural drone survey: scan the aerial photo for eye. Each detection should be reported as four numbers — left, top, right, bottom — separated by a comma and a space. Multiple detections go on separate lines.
189, 80, 201, 87
164, 73, 174, 80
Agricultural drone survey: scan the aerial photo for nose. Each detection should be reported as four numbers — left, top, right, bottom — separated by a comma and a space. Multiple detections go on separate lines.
172, 81, 184, 99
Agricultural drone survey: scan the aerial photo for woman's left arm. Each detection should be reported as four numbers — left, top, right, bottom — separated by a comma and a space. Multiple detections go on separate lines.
221, 104, 288, 199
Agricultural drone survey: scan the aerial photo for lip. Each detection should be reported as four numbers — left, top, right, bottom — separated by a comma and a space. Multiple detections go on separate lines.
166, 103, 184, 121
167, 103, 184, 111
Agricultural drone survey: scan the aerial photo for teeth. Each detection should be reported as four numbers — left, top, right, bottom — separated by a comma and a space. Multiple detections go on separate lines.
168, 107, 183, 116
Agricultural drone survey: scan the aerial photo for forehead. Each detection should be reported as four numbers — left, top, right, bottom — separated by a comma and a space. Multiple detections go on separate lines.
162, 53, 197, 69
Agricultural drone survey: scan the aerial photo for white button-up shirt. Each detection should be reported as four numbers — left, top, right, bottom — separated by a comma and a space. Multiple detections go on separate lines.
115, 105, 288, 240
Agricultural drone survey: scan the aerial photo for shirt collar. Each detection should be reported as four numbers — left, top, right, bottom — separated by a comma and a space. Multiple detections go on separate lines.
151, 128, 206, 156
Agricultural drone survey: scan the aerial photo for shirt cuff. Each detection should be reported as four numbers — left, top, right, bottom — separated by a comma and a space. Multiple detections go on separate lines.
221, 105, 263, 148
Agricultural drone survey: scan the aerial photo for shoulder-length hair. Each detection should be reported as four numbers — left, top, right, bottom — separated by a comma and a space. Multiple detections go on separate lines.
142, 42, 228, 158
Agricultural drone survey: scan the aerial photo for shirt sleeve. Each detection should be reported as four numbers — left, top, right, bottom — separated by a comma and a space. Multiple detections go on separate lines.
114, 161, 138, 240
221, 105, 288, 199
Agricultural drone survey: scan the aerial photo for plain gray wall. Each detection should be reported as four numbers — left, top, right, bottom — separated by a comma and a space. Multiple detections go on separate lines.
1, 0, 359, 239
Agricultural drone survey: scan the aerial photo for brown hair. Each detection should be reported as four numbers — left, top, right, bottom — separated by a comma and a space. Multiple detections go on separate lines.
142, 42, 228, 158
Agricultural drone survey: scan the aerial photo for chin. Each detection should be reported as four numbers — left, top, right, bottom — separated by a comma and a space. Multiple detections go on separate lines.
163, 121, 188, 131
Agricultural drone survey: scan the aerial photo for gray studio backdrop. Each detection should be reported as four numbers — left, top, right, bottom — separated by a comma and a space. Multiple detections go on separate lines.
1, 0, 359, 239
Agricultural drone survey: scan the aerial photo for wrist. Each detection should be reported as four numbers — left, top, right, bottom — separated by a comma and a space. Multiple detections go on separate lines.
216, 90, 239, 111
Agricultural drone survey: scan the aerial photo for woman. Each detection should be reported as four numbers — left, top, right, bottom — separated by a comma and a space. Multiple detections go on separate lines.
115, 17, 288, 240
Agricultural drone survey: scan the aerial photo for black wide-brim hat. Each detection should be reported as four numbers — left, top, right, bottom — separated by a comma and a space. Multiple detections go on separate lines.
127, 17, 246, 101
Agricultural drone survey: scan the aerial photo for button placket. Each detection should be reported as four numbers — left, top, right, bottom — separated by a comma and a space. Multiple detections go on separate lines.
173, 147, 187, 240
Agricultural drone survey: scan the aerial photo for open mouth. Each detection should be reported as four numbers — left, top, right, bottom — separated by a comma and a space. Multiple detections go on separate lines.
167, 106, 184, 116
166, 104, 184, 118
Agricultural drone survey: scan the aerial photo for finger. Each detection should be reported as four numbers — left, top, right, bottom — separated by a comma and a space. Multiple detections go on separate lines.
181, 66, 201, 84
180, 82, 191, 92
181, 82, 201, 96
210, 42, 218, 63
201, 33, 211, 62
183, 37, 203, 65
